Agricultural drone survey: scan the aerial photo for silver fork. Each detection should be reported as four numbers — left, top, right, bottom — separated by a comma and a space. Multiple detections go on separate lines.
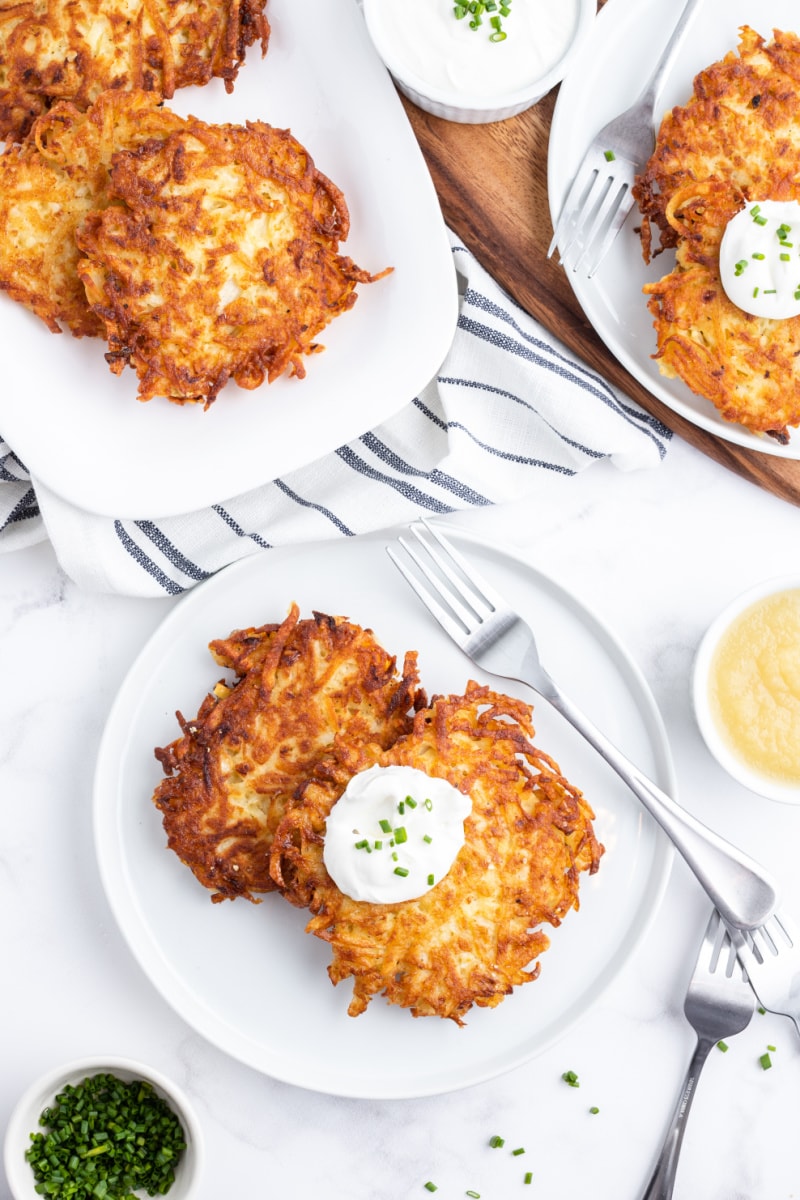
641, 909, 755, 1200
726, 911, 800, 1034
547, 0, 703, 277
386, 520, 779, 932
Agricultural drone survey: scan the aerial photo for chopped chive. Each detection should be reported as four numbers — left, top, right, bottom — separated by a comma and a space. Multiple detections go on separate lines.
562, 1070, 580, 1087
768, 1044, 776, 1052
764, 289, 777, 294
424, 798, 433, 810
753, 287, 760, 298
758, 1006, 766, 1014
398, 801, 405, 815
512, 1147, 525, 1156
374, 840, 382, 850
427, 873, 435, 886
466, 1193, 481, 1198
424, 1185, 438, 1194
394, 866, 410, 877
781, 253, 791, 261
394, 826, 408, 844
454, 3, 467, 15
604, 149, 616, 161
717, 1040, 729, 1052
489, 29, 506, 39
589, 1106, 600, 1114
379, 819, 392, 834
750, 204, 761, 215
781, 241, 794, 248
423, 834, 433, 844
489, 1134, 505, 1148
752, 252, 765, 259
392, 852, 398, 861
760, 1052, 772, 1070
734, 259, 748, 275
354, 839, 369, 849
524, 1173, 533, 1185
753, 215, 768, 225
405, 795, 417, 808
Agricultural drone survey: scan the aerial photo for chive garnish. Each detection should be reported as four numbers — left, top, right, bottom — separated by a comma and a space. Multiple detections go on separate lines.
489, 1134, 505, 1148
753, 287, 760, 298
466, 1192, 481, 1198
394, 826, 408, 844
781, 253, 791, 261
768, 1044, 776, 1052
760, 1052, 772, 1070
25, 1073, 186, 1200
562, 1070, 580, 1087
423, 834, 433, 844
764, 289, 777, 294
424, 1184, 438, 1194
424, 798, 433, 811
489, 29, 506, 39
427, 873, 434, 885
394, 866, 410, 877
374, 840, 382, 850
524, 1173, 533, 1185
589, 1106, 600, 1114
379, 819, 392, 834
717, 1040, 729, 1052
752, 252, 765, 259
512, 1147, 525, 1156
753, 215, 768, 225
398, 801, 405, 815
454, 4, 467, 16
354, 839, 369, 849
604, 149, 616, 161
405, 795, 417, 808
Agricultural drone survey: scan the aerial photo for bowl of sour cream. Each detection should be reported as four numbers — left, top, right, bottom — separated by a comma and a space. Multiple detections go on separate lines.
362, 0, 596, 124
692, 576, 800, 803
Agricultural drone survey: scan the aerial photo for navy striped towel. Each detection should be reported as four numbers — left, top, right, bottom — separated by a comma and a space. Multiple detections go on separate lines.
0, 233, 670, 596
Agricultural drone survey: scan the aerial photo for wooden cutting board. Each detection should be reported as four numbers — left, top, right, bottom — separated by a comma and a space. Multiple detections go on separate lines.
402, 91, 800, 507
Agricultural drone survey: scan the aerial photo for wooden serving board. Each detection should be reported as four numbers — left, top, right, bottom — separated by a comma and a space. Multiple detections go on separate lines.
402, 91, 800, 507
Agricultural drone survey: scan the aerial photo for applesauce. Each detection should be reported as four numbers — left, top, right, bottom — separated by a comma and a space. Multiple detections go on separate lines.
708, 588, 800, 784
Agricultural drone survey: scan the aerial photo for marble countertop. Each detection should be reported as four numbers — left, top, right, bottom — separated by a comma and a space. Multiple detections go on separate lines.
3, 433, 800, 1200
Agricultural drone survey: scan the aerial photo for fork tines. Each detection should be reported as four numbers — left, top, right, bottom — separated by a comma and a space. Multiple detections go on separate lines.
548, 155, 635, 278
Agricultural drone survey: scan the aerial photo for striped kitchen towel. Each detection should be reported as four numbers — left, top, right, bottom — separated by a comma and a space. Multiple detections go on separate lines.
0, 233, 670, 597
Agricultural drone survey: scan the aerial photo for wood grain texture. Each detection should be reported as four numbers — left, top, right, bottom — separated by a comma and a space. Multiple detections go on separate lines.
401, 89, 800, 507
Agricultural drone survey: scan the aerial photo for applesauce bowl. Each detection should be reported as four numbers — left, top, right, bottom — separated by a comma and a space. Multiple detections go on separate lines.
4, 1056, 204, 1200
362, 0, 596, 124
692, 575, 800, 804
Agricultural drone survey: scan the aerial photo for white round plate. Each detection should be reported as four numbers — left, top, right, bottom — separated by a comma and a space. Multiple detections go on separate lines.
549, 0, 800, 458
93, 526, 674, 1098
0, 0, 457, 519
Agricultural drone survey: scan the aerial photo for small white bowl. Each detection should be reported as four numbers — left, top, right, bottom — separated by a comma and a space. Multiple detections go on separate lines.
4, 1057, 204, 1200
362, 0, 595, 124
692, 575, 800, 804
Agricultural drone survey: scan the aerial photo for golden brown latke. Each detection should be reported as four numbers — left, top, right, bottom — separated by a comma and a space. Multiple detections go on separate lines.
271, 682, 603, 1025
0, 89, 186, 335
0, 0, 269, 145
632, 27, 800, 443
76, 114, 388, 405
152, 604, 423, 903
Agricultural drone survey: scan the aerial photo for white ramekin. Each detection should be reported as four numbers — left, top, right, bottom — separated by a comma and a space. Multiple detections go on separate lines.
692, 576, 800, 805
362, 0, 596, 124
4, 1056, 204, 1200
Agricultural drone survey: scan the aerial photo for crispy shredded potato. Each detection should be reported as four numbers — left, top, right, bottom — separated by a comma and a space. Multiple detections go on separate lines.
0, 0, 269, 144
0, 89, 186, 335
270, 682, 603, 1025
152, 604, 424, 903
632, 26, 800, 443
76, 114, 389, 404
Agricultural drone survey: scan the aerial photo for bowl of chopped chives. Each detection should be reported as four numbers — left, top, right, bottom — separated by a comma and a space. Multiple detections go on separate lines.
4, 1056, 204, 1200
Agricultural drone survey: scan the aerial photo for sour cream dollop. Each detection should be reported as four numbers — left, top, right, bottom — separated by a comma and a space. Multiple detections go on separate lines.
719, 199, 800, 318
365, 0, 581, 100
323, 764, 472, 903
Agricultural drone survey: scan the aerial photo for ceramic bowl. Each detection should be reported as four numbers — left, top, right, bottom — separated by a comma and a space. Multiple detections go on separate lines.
692, 575, 800, 804
362, 0, 596, 124
4, 1056, 204, 1200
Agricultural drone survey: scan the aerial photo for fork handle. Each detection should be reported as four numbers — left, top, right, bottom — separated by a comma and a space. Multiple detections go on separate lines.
640, 1036, 713, 1200
636, 0, 705, 119
545, 686, 779, 932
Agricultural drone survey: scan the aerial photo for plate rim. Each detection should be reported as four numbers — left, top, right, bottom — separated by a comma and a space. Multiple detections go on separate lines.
92, 524, 675, 1098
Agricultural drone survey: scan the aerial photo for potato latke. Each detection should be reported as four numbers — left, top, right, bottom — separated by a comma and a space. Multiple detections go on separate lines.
271, 682, 603, 1024
77, 114, 387, 405
153, 605, 423, 903
633, 27, 800, 443
0, 89, 186, 335
0, 0, 269, 144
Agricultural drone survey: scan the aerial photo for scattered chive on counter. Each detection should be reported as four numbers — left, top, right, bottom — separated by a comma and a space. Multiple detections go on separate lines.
760, 1052, 773, 1070
562, 1070, 580, 1087
489, 1134, 505, 1148
717, 1040, 729, 1052
25, 1073, 186, 1200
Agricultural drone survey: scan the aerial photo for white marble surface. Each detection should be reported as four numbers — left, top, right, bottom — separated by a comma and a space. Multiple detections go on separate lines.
3, 433, 800, 1200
